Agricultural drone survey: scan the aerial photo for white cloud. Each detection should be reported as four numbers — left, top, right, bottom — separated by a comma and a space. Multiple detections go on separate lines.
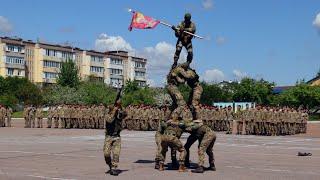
202, 0, 214, 10
138, 42, 187, 86
313, 12, 320, 32
95, 33, 133, 52
201, 69, 225, 83
216, 36, 226, 45
0, 16, 13, 33
233, 69, 247, 80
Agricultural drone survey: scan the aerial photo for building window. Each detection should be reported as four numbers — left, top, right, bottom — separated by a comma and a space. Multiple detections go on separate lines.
6, 44, 24, 52
135, 71, 145, 77
90, 66, 104, 73
43, 72, 58, 79
91, 55, 103, 62
62, 51, 74, 60
5, 56, 25, 65
135, 61, 145, 68
110, 58, 123, 65
7, 68, 14, 75
110, 68, 123, 75
45, 49, 58, 57
43, 60, 61, 68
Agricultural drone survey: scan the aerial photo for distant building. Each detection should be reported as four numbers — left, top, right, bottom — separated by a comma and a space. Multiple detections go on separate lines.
307, 75, 320, 86
0, 36, 147, 87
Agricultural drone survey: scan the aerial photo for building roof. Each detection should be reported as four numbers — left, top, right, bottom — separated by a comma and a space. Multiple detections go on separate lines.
0, 36, 147, 61
307, 75, 320, 84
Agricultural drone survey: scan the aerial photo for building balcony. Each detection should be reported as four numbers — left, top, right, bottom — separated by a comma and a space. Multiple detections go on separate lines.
43, 67, 60, 73
89, 71, 104, 77
110, 74, 123, 79
5, 63, 25, 69
134, 76, 146, 81
109, 64, 124, 69
90, 61, 104, 67
5, 52, 25, 57
134, 67, 146, 72
43, 78, 57, 84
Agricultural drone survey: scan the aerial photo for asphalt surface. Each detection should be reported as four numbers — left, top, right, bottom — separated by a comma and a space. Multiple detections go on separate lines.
0, 119, 319, 180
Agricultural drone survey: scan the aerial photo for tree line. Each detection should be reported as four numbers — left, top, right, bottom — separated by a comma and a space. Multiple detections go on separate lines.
0, 59, 319, 110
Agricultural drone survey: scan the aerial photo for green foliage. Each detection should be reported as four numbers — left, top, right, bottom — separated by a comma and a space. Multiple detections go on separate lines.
0, 76, 42, 107
0, 94, 18, 108
122, 80, 155, 106
57, 59, 80, 88
42, 81, 117, 105
275, 83, 320, 108
233, 78, 274, 104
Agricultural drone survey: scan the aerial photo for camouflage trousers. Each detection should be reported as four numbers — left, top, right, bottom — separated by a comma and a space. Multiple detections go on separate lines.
160, 134, 185, 165
36, 118, 43, 128
47, 117, 52, 128
198, 131, 216, 167
103, 136, 121, 169
174, 40, 193, 64
155, 131, 177, 162
30, 117, 35, 128
54, 118, 59, 128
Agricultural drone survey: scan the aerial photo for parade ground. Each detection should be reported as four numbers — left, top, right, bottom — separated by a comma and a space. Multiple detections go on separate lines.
0, 119, 319, 180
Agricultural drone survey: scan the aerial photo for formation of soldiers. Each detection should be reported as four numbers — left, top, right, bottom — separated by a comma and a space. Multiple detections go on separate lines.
22, 103, 308, 136
0, 105, 12, 127
23, 106, 44, 128
24, 104, 107, 129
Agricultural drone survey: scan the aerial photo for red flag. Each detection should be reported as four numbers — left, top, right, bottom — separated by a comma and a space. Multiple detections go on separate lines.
129, 12, 160, 31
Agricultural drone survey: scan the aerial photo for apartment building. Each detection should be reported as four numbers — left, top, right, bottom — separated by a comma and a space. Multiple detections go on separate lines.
0, 37, 147, 87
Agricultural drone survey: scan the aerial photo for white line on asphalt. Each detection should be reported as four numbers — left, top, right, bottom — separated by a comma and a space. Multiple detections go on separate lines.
226, 166, 320, 175
0, 151, 97, 158
27, 175, 76, 180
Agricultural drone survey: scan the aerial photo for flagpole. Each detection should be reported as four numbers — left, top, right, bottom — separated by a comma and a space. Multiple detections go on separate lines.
128, 9, 204, 39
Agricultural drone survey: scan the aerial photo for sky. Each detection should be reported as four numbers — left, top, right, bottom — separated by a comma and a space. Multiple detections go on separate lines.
0, 0, 319, 87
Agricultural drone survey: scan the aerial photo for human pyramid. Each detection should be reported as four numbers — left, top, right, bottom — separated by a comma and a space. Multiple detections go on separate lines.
103, 13, 216, 176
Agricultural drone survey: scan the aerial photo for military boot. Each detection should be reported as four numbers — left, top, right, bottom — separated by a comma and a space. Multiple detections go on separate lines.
208, 162, 216, 171
110, 169, 119, 176
171, 159, 179, 169
159, 162, 164, 171
154, 160, 160, 169
184, 160, 191, 168
178, 164, 187, 172
191, 166, 205, 173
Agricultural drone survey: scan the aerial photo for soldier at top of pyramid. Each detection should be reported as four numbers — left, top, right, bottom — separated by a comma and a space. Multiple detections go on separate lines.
171, 13, 196, 69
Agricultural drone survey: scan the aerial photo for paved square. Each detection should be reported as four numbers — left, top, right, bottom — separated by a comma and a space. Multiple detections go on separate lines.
0, 120, 319, 180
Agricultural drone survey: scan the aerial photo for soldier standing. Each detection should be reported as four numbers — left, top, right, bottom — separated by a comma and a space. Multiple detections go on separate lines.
103, 89, 127, 176
158, 118, 187, 172
47, 106, 53, 128
36, 106, 43, 128
171, 13, 196, 69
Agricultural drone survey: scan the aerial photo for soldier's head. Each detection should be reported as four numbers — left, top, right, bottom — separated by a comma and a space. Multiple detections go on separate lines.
184, 13, 192, 23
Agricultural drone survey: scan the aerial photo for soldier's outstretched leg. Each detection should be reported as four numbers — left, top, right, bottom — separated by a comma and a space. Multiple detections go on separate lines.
172, 41, 183, 69
192, 132, 216, 173
184, 133, 198, 167
186, 43, 193, 66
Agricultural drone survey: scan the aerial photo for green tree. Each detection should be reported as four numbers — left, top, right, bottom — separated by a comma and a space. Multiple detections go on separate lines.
57, 59, 80, 88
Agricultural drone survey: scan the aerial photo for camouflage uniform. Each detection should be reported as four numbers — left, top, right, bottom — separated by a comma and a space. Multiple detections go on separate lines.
47, 107, 53, 128
172, 14, 196, 67
36, 107, 43, 128
103, 105, 127, 172
159, 120, 186, 172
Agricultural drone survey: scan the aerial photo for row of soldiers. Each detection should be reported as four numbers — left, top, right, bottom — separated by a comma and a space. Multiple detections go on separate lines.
23, 106, 44, 128
0, 105, 12, 127
23, 104, 308, 136
24, 104, 106, 129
